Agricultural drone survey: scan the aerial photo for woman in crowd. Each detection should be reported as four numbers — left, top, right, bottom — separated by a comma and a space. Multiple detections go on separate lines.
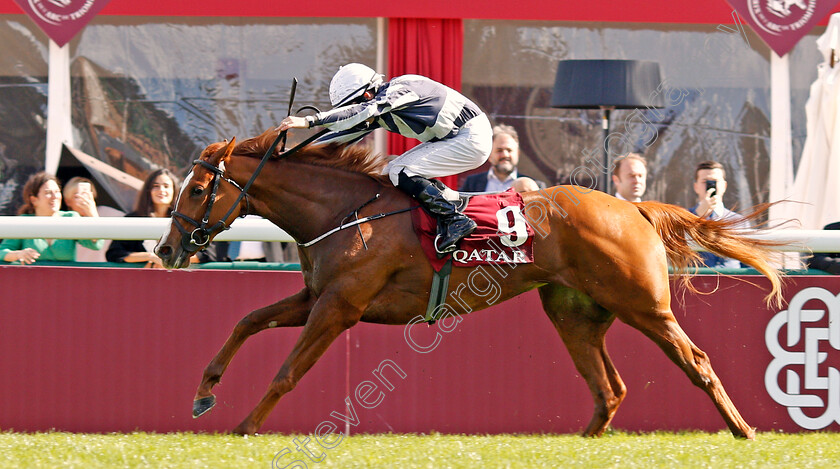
0, 172, 104, 264
106, 168, 220, 267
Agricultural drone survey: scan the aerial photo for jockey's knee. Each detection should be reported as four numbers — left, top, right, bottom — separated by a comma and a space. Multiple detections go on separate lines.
388, 167, 409, 186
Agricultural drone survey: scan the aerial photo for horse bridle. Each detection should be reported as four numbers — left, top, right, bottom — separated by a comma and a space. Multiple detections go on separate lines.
169, 78, 298, 254
169, 115, 333, 253
168, 75, 384, 254
170, 158, 249, 254
170, 127, 334, 255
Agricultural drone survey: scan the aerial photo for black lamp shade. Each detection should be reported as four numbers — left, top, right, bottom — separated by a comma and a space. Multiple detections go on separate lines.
551, 60, 665, 109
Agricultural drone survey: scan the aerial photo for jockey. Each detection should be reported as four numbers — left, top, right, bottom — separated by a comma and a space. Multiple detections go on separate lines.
277, 63, 492, 254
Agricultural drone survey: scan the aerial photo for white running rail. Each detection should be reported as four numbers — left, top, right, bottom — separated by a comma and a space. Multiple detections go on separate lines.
0, 216, 294, 242
2, 217, 840, 252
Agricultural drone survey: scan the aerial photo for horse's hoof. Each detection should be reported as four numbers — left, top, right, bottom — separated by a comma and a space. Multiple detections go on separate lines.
231, 425, 255, 436
193, 395, 216, 418
232, 420, 258, 436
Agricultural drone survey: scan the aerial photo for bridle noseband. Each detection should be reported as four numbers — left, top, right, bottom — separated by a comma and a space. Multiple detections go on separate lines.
171, 159, 249, 254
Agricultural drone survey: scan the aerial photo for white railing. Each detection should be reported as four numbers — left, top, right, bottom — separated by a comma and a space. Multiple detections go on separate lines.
0, 216, 294, 242
1, 216, 839, 252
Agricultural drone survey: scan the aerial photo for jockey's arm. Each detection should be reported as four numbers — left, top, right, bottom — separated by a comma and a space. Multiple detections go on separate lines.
309, 100, 386, 130
276, 84, 415, 133
276, 116, 308, 131
277, 100, 381, 132
276, 113, 376, 132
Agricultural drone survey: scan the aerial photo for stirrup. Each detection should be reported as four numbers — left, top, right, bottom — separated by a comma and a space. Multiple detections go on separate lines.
434, 234, 458, 255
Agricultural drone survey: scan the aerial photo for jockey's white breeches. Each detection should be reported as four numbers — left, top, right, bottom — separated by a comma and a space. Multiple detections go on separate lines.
383, 114, 492, 186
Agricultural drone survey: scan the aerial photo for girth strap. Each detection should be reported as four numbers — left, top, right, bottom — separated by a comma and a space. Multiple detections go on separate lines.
424, 258, 453, 324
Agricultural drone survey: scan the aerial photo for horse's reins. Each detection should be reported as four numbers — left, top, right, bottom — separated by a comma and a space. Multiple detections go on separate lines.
171, 78, 411, 253
170, 124, 331, 253
298, 195, 414, 249
172, 78, 316, 252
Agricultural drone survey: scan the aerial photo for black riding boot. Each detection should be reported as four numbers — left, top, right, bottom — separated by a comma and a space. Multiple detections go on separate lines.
397, 171, 476, 254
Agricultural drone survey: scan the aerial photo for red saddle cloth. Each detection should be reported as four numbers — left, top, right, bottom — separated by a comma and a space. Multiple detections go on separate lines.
411, 189, 535, 271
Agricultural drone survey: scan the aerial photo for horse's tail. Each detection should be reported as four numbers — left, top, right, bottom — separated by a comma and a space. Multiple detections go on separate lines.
633, 201, 785, 308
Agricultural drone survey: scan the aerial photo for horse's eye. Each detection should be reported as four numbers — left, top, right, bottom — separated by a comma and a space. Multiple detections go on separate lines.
192, 186, 204, 196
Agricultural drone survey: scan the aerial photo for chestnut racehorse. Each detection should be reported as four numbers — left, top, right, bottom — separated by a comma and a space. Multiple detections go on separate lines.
155, 128, 784, 438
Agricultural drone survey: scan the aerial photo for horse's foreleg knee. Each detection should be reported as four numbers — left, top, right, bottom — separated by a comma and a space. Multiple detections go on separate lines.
195, 318, 259, 398
196, 292, 313, 400
236, 296, 362, 435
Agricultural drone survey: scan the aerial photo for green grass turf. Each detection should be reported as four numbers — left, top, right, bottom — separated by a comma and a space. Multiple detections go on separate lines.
1, 430, 838, 468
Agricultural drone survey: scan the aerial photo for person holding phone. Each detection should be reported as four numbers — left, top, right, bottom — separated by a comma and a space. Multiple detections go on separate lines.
0, 172, 104, 264
688, 160, 749, 268
63, 178, 99, 218
62, 177, 124, 262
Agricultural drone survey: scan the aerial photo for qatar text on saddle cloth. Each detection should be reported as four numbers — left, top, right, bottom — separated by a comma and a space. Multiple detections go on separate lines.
411, 189, 535, 271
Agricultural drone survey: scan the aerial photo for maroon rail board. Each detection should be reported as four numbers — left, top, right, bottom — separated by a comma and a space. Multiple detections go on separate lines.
1, 265, 838, 434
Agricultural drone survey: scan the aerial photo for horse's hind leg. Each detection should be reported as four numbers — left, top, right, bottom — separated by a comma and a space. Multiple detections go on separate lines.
539, 285, 626, 437
232, 291, 362, 435
193, 287, 314, 417
624, 311, 755, 439
588, 268, 754, 438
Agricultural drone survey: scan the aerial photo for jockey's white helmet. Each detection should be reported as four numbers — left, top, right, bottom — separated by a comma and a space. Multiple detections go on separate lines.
329, 63, 383, 107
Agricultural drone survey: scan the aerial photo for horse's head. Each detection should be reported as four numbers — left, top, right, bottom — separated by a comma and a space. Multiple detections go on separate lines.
155, 138, 246, 269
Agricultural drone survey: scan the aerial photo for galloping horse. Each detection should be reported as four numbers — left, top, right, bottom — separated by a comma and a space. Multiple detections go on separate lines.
155, 128, 784, 438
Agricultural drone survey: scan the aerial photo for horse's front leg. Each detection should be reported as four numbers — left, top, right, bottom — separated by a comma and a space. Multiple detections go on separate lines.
193, 287, 314, 418
232, 292, 363, 435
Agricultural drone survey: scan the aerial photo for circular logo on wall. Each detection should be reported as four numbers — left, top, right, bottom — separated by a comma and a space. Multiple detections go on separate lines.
749, 0, 817, 35
27, 0, 96, 26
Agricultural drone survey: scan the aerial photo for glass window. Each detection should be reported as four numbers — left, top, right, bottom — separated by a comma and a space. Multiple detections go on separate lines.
67, 16, 377, 209
463, 20, 824, 212
0, 16, 48, 215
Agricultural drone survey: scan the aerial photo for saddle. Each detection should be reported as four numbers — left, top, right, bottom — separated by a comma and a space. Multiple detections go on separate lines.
411, 188, 535, 272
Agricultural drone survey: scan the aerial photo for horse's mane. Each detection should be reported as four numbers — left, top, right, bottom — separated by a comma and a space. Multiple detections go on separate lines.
230, 129, 390, 183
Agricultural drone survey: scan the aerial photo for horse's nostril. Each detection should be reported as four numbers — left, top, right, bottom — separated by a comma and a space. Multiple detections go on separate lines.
158, 245, 172, 259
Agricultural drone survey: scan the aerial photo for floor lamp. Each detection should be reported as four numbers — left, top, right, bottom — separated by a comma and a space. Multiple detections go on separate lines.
551, 60, 664, 195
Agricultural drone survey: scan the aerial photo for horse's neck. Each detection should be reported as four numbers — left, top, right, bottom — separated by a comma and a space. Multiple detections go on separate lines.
231, 156, 385, 243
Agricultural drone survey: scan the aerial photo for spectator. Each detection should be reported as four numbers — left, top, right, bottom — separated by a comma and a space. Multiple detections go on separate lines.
62, 176, 124, 262
688, 160, 749, 269
0, 172, 104, 264
106, 169, 220, 267
611, 153, 647, 202
512, 177, 540, 193
460, 124, 545, 192
808, 222, 840, 274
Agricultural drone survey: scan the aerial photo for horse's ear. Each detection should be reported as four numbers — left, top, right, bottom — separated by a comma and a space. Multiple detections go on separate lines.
209, 137, 236, 165
224, 137, 236, 159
